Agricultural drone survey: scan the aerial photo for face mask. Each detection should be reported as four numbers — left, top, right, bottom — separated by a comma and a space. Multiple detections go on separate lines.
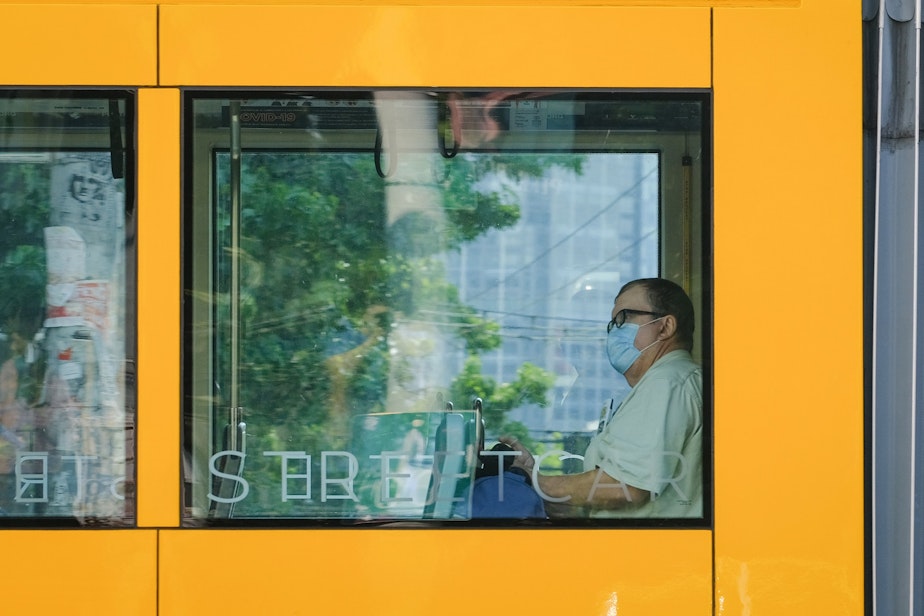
606, 318, 663, 374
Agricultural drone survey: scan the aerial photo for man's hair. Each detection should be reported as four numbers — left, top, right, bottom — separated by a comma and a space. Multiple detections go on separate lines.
618, 278, 695, 350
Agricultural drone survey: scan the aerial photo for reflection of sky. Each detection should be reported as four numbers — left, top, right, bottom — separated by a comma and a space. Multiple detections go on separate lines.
443, 154, 658, 434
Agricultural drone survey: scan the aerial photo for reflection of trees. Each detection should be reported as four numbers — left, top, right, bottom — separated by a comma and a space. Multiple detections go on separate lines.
449, 356, 555, 441
0, 163, 49, 341
219, 151, 582, 511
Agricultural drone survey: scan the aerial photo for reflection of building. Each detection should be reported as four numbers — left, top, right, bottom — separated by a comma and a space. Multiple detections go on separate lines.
445, 154, 658, 438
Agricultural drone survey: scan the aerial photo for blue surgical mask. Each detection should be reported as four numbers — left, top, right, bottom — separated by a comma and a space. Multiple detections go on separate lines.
606, 318, 663, 374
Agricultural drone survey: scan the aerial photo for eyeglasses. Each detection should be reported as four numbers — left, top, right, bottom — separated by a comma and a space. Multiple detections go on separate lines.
606, 309, 665, 333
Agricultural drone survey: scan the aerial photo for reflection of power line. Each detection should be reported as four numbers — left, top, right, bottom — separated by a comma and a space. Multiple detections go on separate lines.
248, 306, 335, 335
465, 164, 657, 304
245, 303, 599, 338
409, 308, 602, 341
398, 318, 592, 343
517, 226, 657, 313
419, 307, 595, 328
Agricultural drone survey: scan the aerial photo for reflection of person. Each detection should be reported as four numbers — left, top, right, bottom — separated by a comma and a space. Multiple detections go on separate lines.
397, 418, 426, 499
0, 330, 31, 512
502, 278, 702, 518
0, 331, 30, 465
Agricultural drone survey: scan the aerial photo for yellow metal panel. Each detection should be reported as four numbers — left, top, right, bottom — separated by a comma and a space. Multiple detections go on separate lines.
160, 5, 710, 87
0, 4, 157, 85
0, 530, 157, 615
137, 88, 182, 527
160, 529, 713, 615
713, 0, 863, 613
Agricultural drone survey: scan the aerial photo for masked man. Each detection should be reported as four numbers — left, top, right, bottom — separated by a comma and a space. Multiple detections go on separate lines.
503, 278, 703, 518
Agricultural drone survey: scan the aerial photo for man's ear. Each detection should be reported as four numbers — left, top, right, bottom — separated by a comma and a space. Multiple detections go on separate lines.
659, 314, 678, 339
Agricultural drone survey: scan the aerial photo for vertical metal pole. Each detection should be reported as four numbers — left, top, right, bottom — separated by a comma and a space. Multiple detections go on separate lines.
869, 0, 921, 613
681, 154, 693, 296
229, 101, 242, 453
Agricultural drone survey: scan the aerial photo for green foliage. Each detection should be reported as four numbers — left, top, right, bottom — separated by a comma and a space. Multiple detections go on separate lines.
440, 154, 583, 245
447, 355, 555, 435
0, 164, 50, 334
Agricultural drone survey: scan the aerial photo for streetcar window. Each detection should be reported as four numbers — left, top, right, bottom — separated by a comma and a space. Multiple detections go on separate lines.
0, 92, 135, 525
184, 91, 709, 526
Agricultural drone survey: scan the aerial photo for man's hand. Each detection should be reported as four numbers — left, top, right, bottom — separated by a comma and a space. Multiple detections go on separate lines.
498, 435, 535, 474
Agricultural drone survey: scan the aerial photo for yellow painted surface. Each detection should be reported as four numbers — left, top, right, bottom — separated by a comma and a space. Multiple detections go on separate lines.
137, 88, 182, 527
713, 0, 863, 613
0, 0, 866, 614
0, 4, 157, 85
159, 5, 710, 87
160, 529, 713, 615
0, 531, 157, 615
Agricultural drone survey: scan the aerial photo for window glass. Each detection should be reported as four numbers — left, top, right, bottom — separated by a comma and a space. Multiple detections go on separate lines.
0, 92, 135, 524
185, 91, 707, 525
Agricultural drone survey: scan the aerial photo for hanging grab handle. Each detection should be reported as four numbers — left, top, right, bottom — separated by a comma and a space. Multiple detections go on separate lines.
437, 95, 460, 159
374, 125, 397, 178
